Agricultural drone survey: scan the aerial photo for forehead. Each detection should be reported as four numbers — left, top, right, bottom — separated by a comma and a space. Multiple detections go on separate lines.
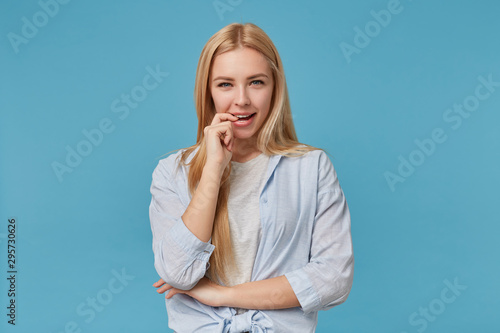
211, 47, 271, 76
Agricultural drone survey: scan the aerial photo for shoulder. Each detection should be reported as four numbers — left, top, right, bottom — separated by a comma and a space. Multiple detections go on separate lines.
157, 149, 184, 171
273, 148, 333, 180
153, 147, 197, 182
277, 147, 338, 188
301, 147, 334, 173
278, 146, 331, 169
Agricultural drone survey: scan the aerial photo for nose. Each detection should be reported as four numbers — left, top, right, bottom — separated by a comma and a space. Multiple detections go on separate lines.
235, 86, 250, 106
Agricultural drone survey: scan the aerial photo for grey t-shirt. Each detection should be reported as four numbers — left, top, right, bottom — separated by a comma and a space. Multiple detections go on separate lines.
226, 152, 270, 311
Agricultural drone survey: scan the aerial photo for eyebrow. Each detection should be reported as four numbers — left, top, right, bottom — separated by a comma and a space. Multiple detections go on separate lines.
212, 73, 269, 81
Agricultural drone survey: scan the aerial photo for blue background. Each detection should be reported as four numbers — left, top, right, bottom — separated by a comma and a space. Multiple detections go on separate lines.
1, 0, 499, 332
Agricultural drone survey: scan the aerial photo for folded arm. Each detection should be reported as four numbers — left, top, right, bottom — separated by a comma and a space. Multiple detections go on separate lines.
155, 275, 299, 309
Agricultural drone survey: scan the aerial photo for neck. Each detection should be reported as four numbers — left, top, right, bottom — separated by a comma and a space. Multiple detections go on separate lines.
231, 137, 261, 163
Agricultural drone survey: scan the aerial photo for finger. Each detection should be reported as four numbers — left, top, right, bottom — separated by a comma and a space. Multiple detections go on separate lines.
157, 284, 171, 293
212, 112, 238, 125
224, 128, 232, 147
157, 283, 173, 294
152, 279, 165, 287
205, 122, 232, 140
225, 128, 233, 151
165, 288, 181, 299
208, 123, 232, 144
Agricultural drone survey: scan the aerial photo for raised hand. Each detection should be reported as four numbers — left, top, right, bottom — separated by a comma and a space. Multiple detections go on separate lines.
203, 113, 238, 173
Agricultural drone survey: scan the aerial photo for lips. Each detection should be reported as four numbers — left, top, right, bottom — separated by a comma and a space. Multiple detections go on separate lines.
231, 112, 256, 127
231, 112, 256, 120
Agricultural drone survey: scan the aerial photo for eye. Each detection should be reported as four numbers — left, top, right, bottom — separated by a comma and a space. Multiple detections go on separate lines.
250, 80, 264, 86
217, 82, 232, 88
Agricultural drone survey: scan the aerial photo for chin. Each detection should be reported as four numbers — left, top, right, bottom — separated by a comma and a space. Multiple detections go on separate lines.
233, 131, 256, 140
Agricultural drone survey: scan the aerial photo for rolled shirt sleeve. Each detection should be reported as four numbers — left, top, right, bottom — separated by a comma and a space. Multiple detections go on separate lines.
285, 151, 354, 314
149, 156, 215, 290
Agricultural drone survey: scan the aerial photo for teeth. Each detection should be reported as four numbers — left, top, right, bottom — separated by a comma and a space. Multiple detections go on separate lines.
236, 114, 252, 119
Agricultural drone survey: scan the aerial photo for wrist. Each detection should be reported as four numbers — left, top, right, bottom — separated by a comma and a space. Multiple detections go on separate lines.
203, 162, 225, 180
204, 160, 222, 172
218, 284, 236, 308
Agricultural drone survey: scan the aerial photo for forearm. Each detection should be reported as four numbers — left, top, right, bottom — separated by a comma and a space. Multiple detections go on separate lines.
181, 163, 222, 243
224, 276, 300, 310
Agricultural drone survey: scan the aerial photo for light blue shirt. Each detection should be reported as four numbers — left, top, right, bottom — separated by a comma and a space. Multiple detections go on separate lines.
149, 146, 354, 332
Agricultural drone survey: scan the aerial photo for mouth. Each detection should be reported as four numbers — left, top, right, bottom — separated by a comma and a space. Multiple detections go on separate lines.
230, 112, 257, 127
231, 113, 256, 121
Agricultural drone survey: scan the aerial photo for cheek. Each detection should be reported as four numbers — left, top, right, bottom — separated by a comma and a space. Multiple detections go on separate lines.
255, 89, 273, 112
211, 92, 230, 112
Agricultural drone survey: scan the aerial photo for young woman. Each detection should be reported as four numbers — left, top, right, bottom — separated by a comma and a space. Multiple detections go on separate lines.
149, 22, 354, 332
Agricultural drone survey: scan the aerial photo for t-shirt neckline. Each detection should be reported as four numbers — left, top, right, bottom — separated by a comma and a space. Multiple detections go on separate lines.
231, 152, 265, 165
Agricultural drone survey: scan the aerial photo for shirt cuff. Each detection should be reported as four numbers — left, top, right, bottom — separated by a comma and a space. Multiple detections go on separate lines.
168, 217, 215, 263
285, 268, 321, 314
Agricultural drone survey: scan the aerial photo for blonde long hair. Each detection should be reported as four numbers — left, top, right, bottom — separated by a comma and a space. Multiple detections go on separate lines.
173, 22, 323, 285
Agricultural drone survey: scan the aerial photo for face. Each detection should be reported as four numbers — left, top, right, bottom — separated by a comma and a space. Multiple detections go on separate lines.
210, 47, 274, 144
